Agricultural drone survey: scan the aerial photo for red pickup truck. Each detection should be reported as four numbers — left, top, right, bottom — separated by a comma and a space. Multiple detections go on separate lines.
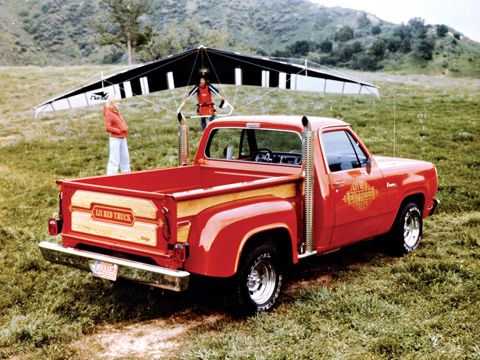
40, 115, 438, 312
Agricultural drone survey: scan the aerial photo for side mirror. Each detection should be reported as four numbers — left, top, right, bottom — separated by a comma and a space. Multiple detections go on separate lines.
366, 157, 372, 174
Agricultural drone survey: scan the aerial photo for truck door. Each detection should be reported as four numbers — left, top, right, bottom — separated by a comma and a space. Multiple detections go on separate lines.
320, 129, 388, 247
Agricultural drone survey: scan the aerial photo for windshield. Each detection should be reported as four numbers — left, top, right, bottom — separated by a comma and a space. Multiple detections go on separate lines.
205, 128, 302, 166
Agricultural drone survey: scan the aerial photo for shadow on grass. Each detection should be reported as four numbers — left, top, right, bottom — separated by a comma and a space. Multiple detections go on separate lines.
102, 236, 396, 322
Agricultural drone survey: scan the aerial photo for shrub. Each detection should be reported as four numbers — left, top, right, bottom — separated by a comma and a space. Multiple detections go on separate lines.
335, 26, 354, 42
352, 54, 378, 70
370, 39, 386, 59
452, 131, 474, 142
319, 40, 333, 53
436, 24, 448, 37
352, 41, 363, 53
371, 25, 381, 35
386, 36, 402, 53
413, 38, 435, 61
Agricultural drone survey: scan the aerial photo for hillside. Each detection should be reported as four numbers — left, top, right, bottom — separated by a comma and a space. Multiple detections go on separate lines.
0, 0, 479, 76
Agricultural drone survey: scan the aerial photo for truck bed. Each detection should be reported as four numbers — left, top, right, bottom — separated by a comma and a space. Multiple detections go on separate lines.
65, 165, 284, 195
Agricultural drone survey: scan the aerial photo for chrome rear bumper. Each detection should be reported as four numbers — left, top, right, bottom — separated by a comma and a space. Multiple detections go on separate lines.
39, 241, 189, 292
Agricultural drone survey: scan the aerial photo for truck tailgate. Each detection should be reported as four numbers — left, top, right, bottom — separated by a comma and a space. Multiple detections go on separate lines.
59, 182, 176, 268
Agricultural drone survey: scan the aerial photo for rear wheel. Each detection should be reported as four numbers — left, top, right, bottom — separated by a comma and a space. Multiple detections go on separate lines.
391, 202, 423, 255
234, 244, 283, 313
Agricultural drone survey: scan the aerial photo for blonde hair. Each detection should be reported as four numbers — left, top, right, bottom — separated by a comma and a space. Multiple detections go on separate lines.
105, 94, 118, 109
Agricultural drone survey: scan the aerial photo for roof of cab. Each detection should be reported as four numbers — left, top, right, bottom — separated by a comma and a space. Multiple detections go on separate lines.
211, 115, 348, 131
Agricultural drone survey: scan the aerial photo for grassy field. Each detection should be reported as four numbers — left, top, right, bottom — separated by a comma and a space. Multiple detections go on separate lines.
0, 66, 479, 359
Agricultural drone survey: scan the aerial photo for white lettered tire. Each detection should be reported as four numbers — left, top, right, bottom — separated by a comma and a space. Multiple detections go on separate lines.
235, 244, 283, 313
391, 202, 423, 255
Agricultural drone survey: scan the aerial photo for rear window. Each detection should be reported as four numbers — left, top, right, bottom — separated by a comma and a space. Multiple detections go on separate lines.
205, 128, 302, 166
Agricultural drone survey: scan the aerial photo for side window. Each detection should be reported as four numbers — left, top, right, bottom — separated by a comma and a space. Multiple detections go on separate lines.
347, 132, 368, 167
321, 130, 368, 172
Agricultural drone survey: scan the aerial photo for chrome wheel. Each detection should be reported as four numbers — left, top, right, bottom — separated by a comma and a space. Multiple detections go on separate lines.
390, 202, 423, 255
247, 258, 277, 305
235, 244, 283, 313
404, 210, 421, 248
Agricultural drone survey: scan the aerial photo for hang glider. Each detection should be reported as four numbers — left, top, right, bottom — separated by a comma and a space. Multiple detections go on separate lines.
34, 46, 380, 118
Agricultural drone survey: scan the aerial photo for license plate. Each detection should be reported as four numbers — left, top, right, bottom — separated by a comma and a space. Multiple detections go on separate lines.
92, 261, 118, 281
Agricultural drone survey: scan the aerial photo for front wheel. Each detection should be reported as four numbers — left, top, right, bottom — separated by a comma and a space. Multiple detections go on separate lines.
234, 244, 283, 313
390, 202, 423, 255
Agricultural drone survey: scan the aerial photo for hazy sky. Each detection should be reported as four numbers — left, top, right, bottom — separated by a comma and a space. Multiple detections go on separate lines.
311, 0, 480, 42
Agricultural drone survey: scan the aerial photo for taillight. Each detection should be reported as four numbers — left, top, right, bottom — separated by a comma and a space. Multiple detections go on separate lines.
48, 218, 62, 236
174, 243, 189, 263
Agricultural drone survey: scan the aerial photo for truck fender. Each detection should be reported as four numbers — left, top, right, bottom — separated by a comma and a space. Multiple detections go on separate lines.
186, 197, 297, 277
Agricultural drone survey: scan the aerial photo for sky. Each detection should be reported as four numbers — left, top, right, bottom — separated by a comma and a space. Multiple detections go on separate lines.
311, 0, 480, 42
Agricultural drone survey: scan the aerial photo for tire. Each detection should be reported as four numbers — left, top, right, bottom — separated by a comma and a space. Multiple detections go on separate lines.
234, 244, 283, 313
390, 202, 423, 255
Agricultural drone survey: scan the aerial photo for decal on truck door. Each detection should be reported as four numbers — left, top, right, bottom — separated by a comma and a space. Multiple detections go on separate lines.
342, 180, 379, 212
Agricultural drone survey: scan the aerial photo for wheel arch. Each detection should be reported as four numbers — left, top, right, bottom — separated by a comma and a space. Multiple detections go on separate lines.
185, 198, 297, 277
392, 192, 425, 225
235, 227, 295, 274
402, 193, 425, 213
387, 192, 425, 234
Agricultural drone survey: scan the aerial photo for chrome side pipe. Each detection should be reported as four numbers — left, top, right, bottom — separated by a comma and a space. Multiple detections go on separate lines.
177, 112, 190, 166
301, 116, 316, 256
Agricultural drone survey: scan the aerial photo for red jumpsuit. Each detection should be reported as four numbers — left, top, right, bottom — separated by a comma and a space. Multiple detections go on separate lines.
188, 83, 219, 116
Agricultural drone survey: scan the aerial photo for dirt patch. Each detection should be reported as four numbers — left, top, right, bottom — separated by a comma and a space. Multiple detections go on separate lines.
74, 313, 224, 359
0, 134, 23, 147
94, 322, 183, 359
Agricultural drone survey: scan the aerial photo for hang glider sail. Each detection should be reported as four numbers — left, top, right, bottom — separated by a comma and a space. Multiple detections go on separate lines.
34, 46, 379, 118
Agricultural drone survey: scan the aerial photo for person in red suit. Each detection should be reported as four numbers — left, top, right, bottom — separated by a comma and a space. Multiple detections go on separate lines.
185, 75, 224, 130
104, 95, 131, 175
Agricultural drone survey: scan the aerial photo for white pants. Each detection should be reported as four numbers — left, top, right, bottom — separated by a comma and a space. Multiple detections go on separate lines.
107, 137, 131, 175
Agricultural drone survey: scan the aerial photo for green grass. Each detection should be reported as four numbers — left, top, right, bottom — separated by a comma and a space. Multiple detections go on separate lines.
178, 212, 479, 359
0, 66, 479, 359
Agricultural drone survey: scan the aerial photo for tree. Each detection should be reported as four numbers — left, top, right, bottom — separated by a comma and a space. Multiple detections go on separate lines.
408, 17, 428, 39
287, 40, 311, 56
319, 55, 339, 66
386, 36, 402, 53
319, 40, 333, 53
336, 44, 354, 62
352, 54, 378, 71
413, 37, 435, 61
436, 24, 448, 37
352, 41, 363, 53
95, 0, 154, 64
371, 25, 381, 35
334, 26, 354, 42
370, 38, 386, 59
401, 38, 412, 53
357, 12, 370, 28
139, 19, 229, 61
393, 24, 412, 40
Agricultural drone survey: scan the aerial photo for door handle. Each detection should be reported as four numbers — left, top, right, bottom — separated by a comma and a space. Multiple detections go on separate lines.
387, 182, 398, 189
333, 181, 345, 187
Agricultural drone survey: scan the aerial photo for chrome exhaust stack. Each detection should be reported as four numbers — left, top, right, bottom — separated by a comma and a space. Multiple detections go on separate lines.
177, 112, 190, 166
300, 116, 316, 257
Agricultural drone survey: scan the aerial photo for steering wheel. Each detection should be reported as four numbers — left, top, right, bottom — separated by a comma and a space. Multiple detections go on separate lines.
251, 148, 274, 162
